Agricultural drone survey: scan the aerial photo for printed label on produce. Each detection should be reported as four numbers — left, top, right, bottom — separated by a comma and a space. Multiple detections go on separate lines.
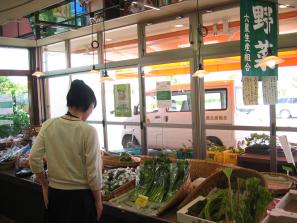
135, 194, 149, 208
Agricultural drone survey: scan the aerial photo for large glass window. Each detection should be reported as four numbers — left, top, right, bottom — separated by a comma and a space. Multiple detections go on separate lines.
145, 17, 189, 53
0, 47, 29, 70
90, 124, 105, 149
105, 25, 138, 62
104, 67, 139, 122
47, 76, 69, 118
108, 125, 141, 151
42, 42, 67, 71
72, 73, 102, 121
71, 34, 98, 68
144, 61, 192, 150
276, 65, 297, 125
0, 76, 29, 138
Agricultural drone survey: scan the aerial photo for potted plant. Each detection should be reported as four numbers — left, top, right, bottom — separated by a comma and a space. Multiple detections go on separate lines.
244, 133, 270, 155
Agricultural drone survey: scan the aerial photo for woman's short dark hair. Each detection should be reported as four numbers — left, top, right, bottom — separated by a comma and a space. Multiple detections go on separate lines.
66, 80, 97, 112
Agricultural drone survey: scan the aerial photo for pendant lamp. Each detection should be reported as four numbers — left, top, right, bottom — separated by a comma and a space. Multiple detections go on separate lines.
89, 18, 100, 75
32, 40, 44, 77
100, 12, 113, 82
192, 0, 209, 78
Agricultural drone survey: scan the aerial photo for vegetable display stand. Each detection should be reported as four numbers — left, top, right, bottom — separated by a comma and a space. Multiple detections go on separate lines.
179, 167, 267, 209
187, 159, 229, 181
261, 172, 297, 196
110, 175, 191, 216
272, 190, 297, 219
206, 151, 224, 163
110, 158, 191, 216
178, 167, 270, 223
177, 196, 215, 223
0, 159, 15, 170
223, 150, 238, 165
103, 154, 140, 168
103, 180, 135, 201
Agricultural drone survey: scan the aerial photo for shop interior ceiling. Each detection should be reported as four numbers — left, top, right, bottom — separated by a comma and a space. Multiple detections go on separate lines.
0, 0, 296, 48
0, 0, 64, 26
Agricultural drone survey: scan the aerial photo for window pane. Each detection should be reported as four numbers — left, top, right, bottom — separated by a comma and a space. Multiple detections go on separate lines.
107, 125, 141, 151
147, 127, 192, 150
276, 66, 297, 126
105, 25, 138, 62
0, 76, 29, 138
144, 61, 191, 124
47, 76, 69, 118
145, 17, 189, 53
202, 8, 240, 45
43, 42, 66, 71
0, 47, 29, 70
90, 124, 104, 149
71, 34, 98, 68
72, 73, 102, 121
205, 89, 227, 110
104, 67, 139, 122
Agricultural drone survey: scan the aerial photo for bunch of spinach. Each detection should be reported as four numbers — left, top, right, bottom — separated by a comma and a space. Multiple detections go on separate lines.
133, 157, 189, 203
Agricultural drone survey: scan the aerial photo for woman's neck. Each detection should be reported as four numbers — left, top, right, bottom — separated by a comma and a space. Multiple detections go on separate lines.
67, 108, 83, 120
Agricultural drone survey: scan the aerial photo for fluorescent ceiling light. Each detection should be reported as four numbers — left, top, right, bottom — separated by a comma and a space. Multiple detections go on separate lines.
175, 24, 184, 28
279, 4, 290, 9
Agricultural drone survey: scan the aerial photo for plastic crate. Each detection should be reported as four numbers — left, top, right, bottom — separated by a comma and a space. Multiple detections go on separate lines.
207, 151, 224, 163
223, 150, 238, 165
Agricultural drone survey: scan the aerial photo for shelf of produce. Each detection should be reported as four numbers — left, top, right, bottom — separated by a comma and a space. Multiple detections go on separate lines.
238, 153, 297, 172
0, 170, 176, 223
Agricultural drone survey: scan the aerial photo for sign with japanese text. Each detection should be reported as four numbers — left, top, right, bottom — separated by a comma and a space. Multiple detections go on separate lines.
114, 84, 132, 117
240, 0, 278, 80
156, 81, 171, 108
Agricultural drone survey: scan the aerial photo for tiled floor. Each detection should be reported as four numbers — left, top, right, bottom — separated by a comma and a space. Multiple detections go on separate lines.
0, 215, 18, 223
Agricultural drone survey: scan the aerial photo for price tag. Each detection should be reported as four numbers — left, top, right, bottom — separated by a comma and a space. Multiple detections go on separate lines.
135, 194, 148, 208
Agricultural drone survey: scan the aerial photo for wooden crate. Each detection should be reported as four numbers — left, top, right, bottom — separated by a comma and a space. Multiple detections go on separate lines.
177, 196, 215, 223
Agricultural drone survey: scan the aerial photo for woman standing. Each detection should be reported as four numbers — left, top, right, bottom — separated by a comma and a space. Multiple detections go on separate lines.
30, 80, 102, 223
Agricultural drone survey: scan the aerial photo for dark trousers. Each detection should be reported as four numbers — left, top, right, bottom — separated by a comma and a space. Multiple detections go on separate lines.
47, 187, 98, 223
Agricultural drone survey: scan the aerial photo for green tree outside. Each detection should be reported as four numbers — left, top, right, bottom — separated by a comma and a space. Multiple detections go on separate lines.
0, 77, 30, 138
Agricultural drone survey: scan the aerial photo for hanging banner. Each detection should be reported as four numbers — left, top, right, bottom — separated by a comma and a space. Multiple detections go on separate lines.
114, 84, 132, 117
262, 76, 277, 104
240, 0, 278, 80
156, 81, 171, 108
242, 76, 259, 105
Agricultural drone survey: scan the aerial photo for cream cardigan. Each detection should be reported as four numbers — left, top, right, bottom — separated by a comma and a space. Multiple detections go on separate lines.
29, 115, 101, 191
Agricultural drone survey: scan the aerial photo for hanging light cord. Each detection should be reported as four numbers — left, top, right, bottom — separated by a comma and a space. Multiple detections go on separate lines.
91, 20, 95, 67
102, 12, 107, 75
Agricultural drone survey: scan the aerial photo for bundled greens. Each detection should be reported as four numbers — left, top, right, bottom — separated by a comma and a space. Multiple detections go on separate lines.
133, 157, 189, 203
119, 152, 132, 162
190, 168, 272, 223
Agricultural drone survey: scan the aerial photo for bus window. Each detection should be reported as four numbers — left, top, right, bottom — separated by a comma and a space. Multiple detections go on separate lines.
167, 90, 191, 112
205, 88, 227, 110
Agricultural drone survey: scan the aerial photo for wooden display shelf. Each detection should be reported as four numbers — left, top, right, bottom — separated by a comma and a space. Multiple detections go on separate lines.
0, 170, 176, 223
238, 152, 297, 173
